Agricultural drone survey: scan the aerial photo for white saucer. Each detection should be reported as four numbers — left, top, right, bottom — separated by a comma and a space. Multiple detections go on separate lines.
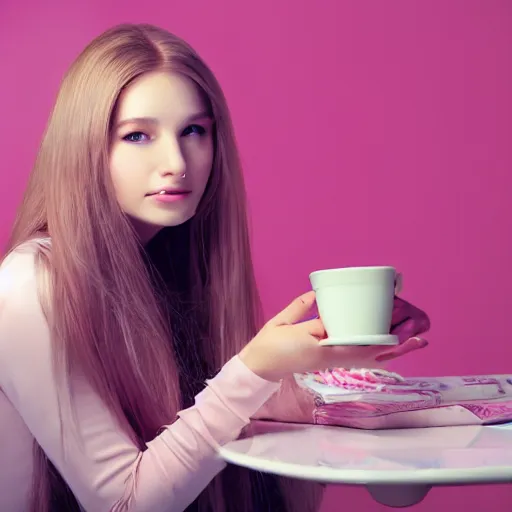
319, 334, 399, 346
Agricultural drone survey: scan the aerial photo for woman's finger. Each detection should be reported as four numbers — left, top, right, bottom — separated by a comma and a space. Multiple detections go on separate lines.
298, 318, 326, 339
391, 314, 430, 343
375, 336, 428, 362
392, 298, 431, 335
391, 317, 418, 343
391, 296, 410, 326
317, 344, 385, 369
268, 291, 316, 326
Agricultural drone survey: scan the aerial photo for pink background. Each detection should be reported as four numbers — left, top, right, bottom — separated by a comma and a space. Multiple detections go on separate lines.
1, 0, 511, 510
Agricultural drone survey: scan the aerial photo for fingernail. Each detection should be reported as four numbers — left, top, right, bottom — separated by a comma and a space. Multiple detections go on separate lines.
412, 337, 428, 347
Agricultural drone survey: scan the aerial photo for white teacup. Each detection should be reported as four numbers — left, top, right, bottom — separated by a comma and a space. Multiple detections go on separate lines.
309, 266, 399, 346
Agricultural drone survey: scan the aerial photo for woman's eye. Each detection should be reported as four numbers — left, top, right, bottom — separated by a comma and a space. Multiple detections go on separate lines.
182, 124, 206, 137
123, 131, 150, 143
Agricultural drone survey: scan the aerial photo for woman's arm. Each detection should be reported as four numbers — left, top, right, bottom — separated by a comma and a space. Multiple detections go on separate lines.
0, 250, 280, 512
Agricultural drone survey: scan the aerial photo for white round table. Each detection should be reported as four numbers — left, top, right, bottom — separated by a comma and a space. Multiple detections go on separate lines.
218, 421, 512, 507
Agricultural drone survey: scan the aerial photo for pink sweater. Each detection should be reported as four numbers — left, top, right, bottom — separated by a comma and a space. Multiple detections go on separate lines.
0, 244, 294, 511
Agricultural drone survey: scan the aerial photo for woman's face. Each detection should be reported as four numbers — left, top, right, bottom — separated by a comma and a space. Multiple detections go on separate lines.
110, 71, 214, 243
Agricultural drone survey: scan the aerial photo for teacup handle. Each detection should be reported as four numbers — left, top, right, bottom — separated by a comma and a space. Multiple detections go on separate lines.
394, 272, 403, 294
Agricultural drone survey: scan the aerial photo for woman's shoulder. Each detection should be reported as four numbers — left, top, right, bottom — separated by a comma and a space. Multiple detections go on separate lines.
0, 238, 53, 378
0, 237, 52, 297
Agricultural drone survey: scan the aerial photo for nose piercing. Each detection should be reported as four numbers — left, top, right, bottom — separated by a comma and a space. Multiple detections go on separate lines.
181, 172, 186, 179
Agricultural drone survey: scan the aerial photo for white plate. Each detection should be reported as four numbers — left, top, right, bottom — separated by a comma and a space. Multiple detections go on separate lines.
319, 334, 399, 346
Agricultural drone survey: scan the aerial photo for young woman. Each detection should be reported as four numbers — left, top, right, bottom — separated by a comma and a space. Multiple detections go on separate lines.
0, 24, 429, 512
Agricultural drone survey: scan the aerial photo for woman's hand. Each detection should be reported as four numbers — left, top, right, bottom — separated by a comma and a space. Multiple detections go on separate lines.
374, 275, 431, 362
239, 291, 386, 382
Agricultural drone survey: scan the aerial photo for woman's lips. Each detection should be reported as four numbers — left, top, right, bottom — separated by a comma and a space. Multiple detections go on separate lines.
149, 190, 191, 203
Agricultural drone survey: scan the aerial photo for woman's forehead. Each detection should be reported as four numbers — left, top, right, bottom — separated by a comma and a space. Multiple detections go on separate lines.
114, 71, 208, 126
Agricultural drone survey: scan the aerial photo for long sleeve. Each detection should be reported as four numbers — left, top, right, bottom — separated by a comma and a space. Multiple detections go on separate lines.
0, 248, 281, 512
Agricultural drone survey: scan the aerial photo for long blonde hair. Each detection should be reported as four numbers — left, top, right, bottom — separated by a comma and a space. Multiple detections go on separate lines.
6, 24, 321, 512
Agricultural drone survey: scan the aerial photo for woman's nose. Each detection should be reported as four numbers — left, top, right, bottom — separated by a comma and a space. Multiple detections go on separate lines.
158, 138, 186, 177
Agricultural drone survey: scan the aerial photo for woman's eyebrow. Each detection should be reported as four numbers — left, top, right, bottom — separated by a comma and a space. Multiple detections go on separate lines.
115, 111, 212, 129
115, 117, 159, 129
